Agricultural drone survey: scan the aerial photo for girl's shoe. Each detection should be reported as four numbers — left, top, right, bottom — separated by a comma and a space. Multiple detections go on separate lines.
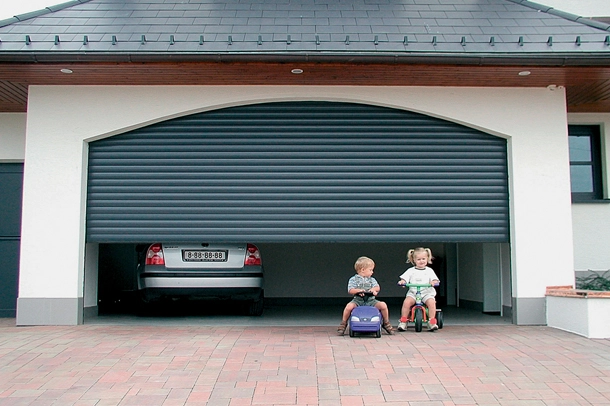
428, 318, 438, 331
397, 321, 407, 331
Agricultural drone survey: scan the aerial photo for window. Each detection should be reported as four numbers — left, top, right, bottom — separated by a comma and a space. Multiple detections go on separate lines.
568, 125, 603, 201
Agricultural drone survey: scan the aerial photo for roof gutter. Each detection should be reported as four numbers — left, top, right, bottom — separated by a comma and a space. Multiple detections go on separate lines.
1, 51, 610, 66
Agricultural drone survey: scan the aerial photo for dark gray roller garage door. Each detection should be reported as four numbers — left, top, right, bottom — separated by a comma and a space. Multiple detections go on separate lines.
86, 102, 508, 243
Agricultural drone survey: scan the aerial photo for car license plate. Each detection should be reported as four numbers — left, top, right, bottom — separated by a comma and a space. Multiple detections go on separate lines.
182, 250, 228, 262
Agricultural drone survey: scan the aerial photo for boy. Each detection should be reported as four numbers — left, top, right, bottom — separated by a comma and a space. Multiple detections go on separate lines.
337, 256, 394, 335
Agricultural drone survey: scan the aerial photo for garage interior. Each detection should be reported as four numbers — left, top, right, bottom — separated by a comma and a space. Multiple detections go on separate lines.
92, 241, 512, 326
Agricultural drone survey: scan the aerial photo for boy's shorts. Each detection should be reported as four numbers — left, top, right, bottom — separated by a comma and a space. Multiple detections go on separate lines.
350, 295, 380, 306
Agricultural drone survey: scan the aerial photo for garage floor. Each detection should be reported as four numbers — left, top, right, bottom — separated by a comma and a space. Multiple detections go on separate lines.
87, 305, 512, 327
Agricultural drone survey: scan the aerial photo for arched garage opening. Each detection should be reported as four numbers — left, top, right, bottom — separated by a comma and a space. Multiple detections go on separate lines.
86, 102, 510, 318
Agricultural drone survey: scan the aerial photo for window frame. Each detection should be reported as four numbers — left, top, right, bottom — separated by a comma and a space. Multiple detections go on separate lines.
568, 125, 604, 202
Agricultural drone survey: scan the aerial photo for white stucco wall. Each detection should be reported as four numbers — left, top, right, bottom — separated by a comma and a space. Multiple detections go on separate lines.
569, 113, 610, 272
573, 203, 610, 271
0, 113, 26, 162
18, 85, 574, 323
547, 295, 610, 339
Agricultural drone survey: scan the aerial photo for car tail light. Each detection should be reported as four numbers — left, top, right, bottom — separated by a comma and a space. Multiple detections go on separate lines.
244, 243, 261, 266
145, 243, 165, 265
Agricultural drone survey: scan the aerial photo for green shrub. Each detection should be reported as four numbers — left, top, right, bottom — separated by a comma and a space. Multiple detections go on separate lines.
576, 270, 610, 291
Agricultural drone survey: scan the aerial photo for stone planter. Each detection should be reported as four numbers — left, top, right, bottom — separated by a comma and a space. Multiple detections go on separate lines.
546, 286, 610, 339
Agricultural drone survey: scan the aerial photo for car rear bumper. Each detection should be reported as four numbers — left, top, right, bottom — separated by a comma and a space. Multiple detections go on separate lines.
140, 276, 263, 289
139, 285, 263, 302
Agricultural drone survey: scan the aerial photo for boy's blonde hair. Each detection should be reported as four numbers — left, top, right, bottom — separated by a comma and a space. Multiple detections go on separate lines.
406, 247, 434, 265
354, 256, 375, 271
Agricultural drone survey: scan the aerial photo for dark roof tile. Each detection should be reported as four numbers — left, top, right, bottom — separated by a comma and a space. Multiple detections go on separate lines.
454, 26, 483, 35
479, 26, 511, 35
175, 26, 206, 34
259, 25, 288, 33
3, 26, 41, 34
156, 11, 187, 18
560, 25, 609, 34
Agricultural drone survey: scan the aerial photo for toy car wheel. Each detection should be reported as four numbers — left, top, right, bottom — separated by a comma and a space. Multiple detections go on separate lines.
436, 310, 444, 329
414, 307, 423, 332
375, 328, 381, 338
349, 327, 355, 337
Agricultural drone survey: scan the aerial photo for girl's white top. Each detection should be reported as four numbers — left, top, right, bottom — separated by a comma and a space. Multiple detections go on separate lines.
399, 266, 439, 296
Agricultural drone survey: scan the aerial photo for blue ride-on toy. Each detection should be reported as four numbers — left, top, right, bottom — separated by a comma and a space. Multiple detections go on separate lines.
349, 305, 382, 337
348, 291, 382, 338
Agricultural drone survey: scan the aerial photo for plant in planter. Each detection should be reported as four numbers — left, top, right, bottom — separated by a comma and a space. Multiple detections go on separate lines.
576, 270, 610, 291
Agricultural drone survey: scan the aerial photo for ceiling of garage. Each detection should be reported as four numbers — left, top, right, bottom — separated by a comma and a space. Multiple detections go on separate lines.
0, 0, 609, 113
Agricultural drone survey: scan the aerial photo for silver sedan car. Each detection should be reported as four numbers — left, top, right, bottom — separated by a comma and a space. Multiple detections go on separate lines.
136, 243, 264, 315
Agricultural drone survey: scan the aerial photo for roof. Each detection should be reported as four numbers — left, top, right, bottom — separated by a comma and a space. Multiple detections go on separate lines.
1, 0, 610, 114
0, 0, 609, 62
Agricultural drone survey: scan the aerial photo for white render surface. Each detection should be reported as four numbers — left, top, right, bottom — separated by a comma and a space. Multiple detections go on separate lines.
16, 85, 574, 323
547, 295, 610, 339
0, 113, 26, 162
572, 204, 610, 272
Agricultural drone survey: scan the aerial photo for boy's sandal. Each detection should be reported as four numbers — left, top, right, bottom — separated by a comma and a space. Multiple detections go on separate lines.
337, 322, 347, 335
382, 322, 395, 335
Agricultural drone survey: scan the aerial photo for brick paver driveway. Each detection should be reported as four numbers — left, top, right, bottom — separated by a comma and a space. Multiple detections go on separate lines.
0, 318, 609, 405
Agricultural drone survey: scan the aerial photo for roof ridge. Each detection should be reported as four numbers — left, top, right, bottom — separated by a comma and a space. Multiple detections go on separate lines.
0, 0, 92, 28
506, 0, 610, 32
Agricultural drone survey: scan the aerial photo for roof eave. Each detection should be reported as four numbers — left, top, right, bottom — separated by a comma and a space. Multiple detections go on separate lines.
1, 51, 610, 66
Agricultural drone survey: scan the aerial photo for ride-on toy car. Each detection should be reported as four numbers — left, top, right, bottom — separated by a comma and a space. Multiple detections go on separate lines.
400, 283, 444, 332
348, 291, 382, 337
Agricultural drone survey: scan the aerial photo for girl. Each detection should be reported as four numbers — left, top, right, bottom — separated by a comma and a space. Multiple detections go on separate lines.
397, 247, 440, 331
